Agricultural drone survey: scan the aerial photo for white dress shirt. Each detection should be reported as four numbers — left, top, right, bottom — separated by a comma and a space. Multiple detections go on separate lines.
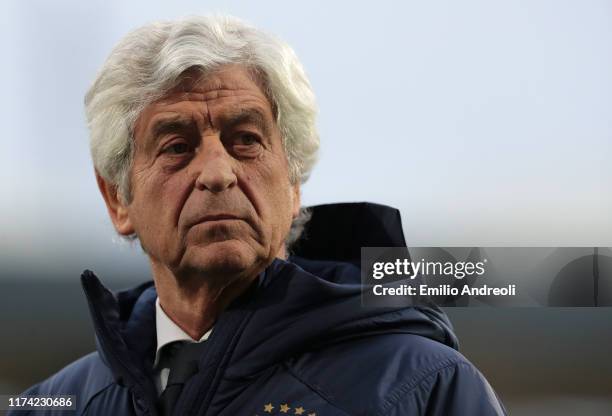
154, 297, 213, 395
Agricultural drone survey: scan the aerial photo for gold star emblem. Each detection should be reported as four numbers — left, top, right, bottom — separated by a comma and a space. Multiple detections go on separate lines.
280, 403, 291, 413
294, 407, 305, 415
263, 403, 274, 413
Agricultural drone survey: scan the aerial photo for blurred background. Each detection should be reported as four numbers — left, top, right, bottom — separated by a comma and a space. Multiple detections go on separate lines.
1, 0, 611, 414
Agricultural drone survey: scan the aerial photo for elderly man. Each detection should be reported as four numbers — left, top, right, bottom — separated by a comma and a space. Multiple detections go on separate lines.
13, 16, 506, 416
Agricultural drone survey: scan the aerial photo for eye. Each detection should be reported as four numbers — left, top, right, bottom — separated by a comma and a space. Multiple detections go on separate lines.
236, 133, 259, 146
221, 131, 264, 158
229, 133, 263, 158
162, 141, 191, 155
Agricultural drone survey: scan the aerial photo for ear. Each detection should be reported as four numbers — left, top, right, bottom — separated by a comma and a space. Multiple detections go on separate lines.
291, 182, 301, 219
95, 171, 135, 236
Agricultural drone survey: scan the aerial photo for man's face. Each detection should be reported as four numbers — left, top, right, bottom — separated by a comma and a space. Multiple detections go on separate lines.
108, 65, 299, 282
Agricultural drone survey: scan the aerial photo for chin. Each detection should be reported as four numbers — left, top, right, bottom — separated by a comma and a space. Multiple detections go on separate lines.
181, 239, 262, 279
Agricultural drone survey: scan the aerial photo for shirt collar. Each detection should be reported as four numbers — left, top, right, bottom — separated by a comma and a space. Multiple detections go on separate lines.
154, 297, 213, 367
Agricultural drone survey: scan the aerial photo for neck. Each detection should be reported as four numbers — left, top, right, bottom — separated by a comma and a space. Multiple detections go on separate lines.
150, 262, 258, 340
151, 246, 288, 340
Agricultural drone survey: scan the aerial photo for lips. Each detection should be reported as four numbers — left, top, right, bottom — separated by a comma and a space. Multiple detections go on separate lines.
182, 207, 254, 233
196, 214, 241, 223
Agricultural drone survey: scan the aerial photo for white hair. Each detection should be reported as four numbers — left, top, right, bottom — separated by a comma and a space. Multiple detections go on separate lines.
84, 15, 319, 245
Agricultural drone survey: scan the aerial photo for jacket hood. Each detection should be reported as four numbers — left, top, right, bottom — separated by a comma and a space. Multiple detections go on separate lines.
80, 203, 458, 395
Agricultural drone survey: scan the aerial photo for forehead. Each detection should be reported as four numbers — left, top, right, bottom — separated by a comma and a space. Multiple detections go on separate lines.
134, 65, 274, 136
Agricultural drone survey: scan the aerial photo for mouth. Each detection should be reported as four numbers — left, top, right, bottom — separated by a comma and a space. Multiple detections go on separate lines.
195, 214, 242, 224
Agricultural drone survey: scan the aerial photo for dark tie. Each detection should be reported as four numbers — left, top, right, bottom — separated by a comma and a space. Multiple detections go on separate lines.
157, 341, 207, 416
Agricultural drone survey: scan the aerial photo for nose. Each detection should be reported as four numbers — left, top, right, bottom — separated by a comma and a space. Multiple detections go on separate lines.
194, 135, 238, 193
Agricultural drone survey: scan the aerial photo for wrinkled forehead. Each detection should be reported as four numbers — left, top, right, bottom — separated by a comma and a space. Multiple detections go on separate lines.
132, 64, 278, 140
159, 64, 276, 112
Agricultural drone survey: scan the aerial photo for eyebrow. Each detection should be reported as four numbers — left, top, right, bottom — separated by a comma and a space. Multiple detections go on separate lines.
220, 108, 273, 138
145, 107, 274, 148
149, 115, 198, 143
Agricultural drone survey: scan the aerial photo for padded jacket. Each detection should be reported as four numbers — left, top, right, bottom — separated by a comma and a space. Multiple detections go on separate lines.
12, 203, 506, 415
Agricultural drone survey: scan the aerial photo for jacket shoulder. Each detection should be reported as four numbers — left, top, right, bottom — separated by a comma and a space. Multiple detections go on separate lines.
10, 352, 115, 415
288, 333, 505, 415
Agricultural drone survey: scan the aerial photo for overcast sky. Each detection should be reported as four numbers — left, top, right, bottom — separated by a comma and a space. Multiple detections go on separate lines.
1, 0, 610, 279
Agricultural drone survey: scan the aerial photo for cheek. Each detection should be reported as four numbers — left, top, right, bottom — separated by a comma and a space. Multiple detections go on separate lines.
248, 163, 294, 231
129, 165, 192, 240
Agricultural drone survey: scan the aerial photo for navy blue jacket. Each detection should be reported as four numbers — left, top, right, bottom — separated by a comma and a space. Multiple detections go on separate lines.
13, 204, 506, 415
